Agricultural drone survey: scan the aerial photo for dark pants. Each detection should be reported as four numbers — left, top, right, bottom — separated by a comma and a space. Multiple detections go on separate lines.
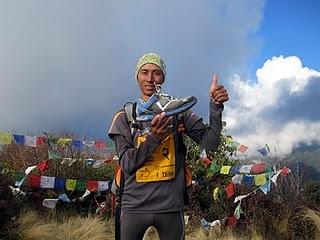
120, 211, 185, 240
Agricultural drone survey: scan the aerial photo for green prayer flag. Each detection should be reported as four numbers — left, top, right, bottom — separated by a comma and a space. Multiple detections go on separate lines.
48, 149, 61, 160
209, 162, 220, 173
75, 179, 86, 191
234, 203, 244, 219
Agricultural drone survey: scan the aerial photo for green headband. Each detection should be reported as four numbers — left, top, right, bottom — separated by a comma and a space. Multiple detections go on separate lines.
135, 53, 166, 80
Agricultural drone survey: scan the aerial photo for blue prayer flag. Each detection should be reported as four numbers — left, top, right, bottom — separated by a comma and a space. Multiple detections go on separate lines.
13, 134, 25, 145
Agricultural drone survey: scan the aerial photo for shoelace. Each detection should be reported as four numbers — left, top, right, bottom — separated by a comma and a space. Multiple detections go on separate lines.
154, 83, 176, 100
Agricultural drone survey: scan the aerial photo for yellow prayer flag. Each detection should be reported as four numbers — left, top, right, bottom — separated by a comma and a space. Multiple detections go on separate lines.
57, 138, 72, 146
226, 136, 233, 145
213, 187, 220, 200
220, 166, 232, 175
254, 174, 267, 186
66, 179, 77, 191
0, 132, 13, 145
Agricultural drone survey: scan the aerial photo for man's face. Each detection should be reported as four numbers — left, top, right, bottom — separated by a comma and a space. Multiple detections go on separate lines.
137, 63, 164, 101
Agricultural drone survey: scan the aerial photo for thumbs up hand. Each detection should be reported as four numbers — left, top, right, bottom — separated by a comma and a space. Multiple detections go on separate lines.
209, 74, 229, 105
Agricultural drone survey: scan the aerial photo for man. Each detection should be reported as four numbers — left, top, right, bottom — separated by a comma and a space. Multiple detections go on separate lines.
108, 53, 228, 240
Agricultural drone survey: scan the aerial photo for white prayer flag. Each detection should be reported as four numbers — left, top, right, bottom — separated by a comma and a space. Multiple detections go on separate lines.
40, 176, 55, 189
234, 194, 250, 203
25, 165, 37, 175
43, 199, 59, 209
239, 165, 253, 174
231, 174, 243, 185
25, 136, 37, 147
98, 181, 109, 191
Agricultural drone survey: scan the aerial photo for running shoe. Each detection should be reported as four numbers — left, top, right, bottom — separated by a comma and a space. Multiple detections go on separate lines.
136, 84, 197, 121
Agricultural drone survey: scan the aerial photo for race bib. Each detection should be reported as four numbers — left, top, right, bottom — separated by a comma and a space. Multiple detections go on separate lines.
136, 133, 175, 183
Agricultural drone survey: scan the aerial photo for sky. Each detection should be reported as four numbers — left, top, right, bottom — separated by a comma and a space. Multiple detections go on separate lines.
0, 0, 319, 157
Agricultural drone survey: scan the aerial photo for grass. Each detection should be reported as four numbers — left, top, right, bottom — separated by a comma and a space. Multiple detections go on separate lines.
9, 208, 320, 240
15, 211, 113, 240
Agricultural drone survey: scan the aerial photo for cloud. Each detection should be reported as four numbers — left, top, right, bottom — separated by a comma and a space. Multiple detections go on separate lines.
225, 55, 320, 155
0, 0, 265, 138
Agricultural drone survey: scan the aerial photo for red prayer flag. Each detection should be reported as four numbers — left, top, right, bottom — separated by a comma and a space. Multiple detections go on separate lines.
201, 157, 212, 168
251, 163, 266, 174
86, 180, 99, 192
36, 136, 46, 146
227, 215, 237, 227
225, 182, 235, 198
238, 144, 248, 153
27, 174, 41, 188
95, 140, 106, 149
37, 160, 49, 172
281, 167, 291, 176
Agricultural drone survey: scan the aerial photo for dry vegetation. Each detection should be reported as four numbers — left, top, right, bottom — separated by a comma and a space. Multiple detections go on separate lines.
1, 131, 320, 239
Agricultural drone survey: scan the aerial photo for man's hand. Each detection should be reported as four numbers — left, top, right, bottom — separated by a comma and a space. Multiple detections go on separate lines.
209, 74, 229, 105
150, 112, 173, 140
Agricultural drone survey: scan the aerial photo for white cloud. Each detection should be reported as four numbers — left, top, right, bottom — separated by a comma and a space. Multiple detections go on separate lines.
225, 55, 320, 156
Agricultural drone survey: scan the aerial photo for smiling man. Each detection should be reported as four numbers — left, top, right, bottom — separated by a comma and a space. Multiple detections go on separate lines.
108, 52, 229, 240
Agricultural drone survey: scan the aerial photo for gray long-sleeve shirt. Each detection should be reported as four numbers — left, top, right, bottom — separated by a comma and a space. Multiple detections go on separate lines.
108, 101, 223, 213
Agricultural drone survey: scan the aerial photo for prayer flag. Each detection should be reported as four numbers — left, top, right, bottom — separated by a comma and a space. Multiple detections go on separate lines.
58, 193, 70, 202
75, 179, 86, 191
37, 160, 49, 172
79, 189, 91, 201
254, 174, 267, 186
258, 146, 268, 156
27, 174, 41, 188
270, 170, 282, 185
98, 181, 109, 191
201, 157, 212, 167
281, 167, 291, 176
36, 136, 46, 146
13, 134, 25, 145
251, 163, 266, 174
227, 215, 237, 227
201, 218, 211, 230
25, 136, 37, 147
243, 175, 254, 186
40, 176, 55, 189
225, 182, 235, 198
43, 199, 58, 209
0, 132, 12, 145
48, 149, 60, 160
259, 181, 271, 194
95, 140, 106, 149
226, 136, 233, 145
234, 194, 250, 203
220, 166, 231, 174
25, 165, 37, 175
230, 165, 241, 174
83, 140, 95, 147
14, 172, 26, 187
66, 179, 77, 191
234, 203, 243, 220
231, 174, 243, 185
213, 187, 220, 200
57, 138, 72, 146
231, 140, 240, 149
87, 180, 98, 192
54, 177, 66, 190
238, 144, 248, 153
209, 162, 220, 173
239, 165, 253, 174
72, 140, 83, 150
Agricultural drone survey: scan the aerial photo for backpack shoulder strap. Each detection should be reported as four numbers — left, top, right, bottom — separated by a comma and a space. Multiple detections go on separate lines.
124, 102, 139, 135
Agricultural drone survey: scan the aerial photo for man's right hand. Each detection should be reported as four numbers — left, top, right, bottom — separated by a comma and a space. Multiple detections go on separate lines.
150, 112, 173, 140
